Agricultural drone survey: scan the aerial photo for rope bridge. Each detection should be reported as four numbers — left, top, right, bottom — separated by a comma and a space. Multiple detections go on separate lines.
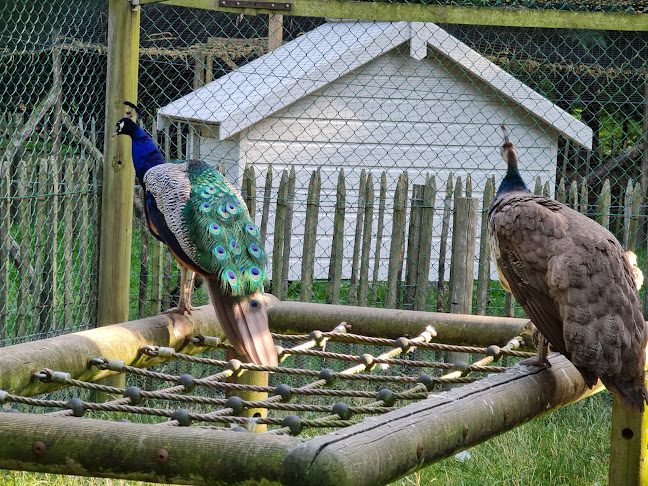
0, 300, 602, 485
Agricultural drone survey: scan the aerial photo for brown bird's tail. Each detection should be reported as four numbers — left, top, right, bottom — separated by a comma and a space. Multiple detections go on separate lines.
600, 376, 648, 413
207, 279, 278, 367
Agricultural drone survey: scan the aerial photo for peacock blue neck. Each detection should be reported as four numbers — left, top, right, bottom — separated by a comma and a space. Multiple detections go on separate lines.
496, 164, 529, 198
129, 125, 165, 183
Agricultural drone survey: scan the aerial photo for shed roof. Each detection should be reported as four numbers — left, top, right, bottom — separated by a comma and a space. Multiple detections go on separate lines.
158, 21, 592, 148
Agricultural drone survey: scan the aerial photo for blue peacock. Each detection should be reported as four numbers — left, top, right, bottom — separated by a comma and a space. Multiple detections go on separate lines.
113, 102, 277, 366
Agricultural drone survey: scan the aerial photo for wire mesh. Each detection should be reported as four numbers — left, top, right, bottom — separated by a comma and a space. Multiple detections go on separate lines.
2, 1, 648, 342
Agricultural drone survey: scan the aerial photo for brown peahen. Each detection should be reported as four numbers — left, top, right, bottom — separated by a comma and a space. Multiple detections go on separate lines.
488, 126, 648, 412
113, 102, 277, 367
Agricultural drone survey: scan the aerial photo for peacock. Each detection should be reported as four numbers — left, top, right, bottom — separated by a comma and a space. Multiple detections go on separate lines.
113, 102, 277, 367
488, 125, 648, 412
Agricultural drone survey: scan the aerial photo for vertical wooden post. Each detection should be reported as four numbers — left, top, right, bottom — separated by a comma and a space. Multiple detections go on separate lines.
413, 174, 436, 311
327, 169, 346, 305
385, 172, 407, 309
280, 166, 296, 297
97, 0, 140, 398
609, 396, 648, 486
0, 165, 9, 336
272, 169, 289, 299
476, 176, 495, 315
348, 169, 367, 305
445, 197, 479, 386
436, 173, 453, 311
404, 184, 424, 309
358, 172, 374, 307
370, 171, 387, 307
300, 169, 321, 303
268, 14, 283, 51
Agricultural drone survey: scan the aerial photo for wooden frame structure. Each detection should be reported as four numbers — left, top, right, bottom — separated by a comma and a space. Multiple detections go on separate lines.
89, 1, 648, 484
0, 299, 605, 485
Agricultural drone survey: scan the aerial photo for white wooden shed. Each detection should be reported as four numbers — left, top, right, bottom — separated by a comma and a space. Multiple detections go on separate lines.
157, 20, 592, 281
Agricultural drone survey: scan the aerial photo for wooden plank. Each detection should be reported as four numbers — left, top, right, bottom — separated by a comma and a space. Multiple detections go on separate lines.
162, 0, 648, 32
403, 184, 424, 310
280, 166, 296, 298
282, 353, 601, 486
272, 169, 289, 298
358, 172, 374, 307
348, 169, 367, 306
436, 173, 453, 312
414, 175, 436, 311
327, 170, 346, 305
268, 13, 283, 51
370, 172, 387, 307
476, 176, 495, 316
260, 166, 273, 248
300, 169, 321, 303
242, 164, 256, 215
385, 172, 407, 309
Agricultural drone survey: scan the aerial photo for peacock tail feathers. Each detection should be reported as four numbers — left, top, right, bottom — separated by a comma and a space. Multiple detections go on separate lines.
182, 161, 267, 297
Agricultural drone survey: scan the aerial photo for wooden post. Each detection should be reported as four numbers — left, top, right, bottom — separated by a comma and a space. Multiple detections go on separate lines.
280, 166, 296, 297
348, 169, 367, 305
272, 169, 289, 299
358, 172, 375, 307
476, 176, 495, 315
268, 14, 284, 51
445, 197, 479, 386
609, 396, 648, 486
327, 169, 346, 305
370, 171, 387, 307
300, 169, 321, 303
436, 173, 453, 311
403, 184, 424, 309
260, 166, 273, 248
597, 179, 612, 229
0, 165, 8, 336
97, 0, 140, 398
385, 172, 407, 309
413, 175, 436, 311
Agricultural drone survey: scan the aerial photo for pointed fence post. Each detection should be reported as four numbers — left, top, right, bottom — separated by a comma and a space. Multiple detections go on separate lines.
96, 0, 140, 400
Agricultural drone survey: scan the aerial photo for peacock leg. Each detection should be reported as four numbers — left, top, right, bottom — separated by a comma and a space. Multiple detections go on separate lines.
163, 265, 197, 315
520, 331, 551, 368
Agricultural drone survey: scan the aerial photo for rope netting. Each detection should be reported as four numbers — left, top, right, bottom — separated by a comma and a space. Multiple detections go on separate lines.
2, 324, 533, 437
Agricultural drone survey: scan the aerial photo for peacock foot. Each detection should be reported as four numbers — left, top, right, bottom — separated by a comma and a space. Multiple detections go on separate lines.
162, 303, 198, 316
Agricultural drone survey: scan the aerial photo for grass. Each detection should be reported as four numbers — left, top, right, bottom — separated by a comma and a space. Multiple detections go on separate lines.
0, 392, 613, 485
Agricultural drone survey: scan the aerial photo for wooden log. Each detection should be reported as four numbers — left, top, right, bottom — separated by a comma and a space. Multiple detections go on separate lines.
403, 184, 424, 310
476, 176, 495, 315
327, 169, 346, 305
358, 172, 375, 307
414, 175, 436, 311
370, 171, 387, 307
300, 169, 321, 303
242, 164, 256, 215
0, 413, 299, 485
60, 112, 104, 161
280, 166, 296, 297
385, 172, 407, 309
436, 173, 453, 311
268, 300, 532, 348
260, 166, 273, 248
0, 305, 236, 397
281, 353, 601, 486
272, 169, 289, 298
348, 169, 367, 305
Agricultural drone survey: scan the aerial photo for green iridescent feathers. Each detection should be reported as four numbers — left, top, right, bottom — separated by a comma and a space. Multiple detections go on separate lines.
182, 161, 267, 297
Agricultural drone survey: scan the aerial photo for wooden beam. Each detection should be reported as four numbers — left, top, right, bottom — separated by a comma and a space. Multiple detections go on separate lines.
281, 353, 604, 486
153, 0, 648, 31
0, 413, 299, 485
267, 300, 533, 347
609, 395, 648, 486
0, 306, 225, 397
97, 0, 141, 395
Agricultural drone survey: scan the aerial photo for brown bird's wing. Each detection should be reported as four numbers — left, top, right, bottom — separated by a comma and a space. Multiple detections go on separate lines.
489, 191, 648, 410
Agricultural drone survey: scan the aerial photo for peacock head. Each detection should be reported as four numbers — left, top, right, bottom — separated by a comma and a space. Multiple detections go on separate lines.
112, 117, 139, 138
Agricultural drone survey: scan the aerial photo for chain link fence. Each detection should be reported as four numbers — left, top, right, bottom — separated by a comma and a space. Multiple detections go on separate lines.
2, 0, 648, 346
